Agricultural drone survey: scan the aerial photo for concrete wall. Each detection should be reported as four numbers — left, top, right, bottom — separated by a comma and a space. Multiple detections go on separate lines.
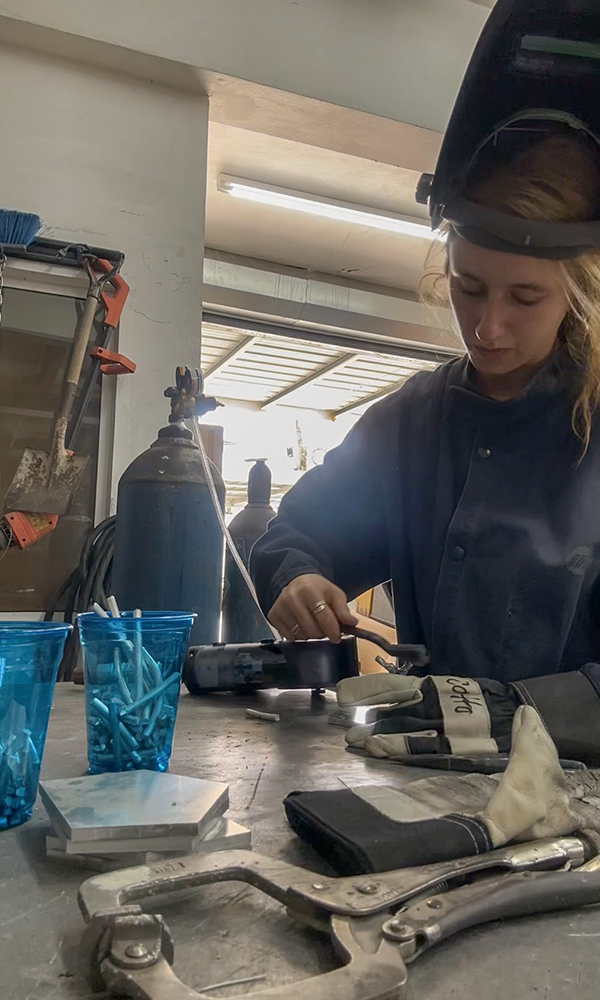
0, 0, 489, 133
1, 43, 209, 508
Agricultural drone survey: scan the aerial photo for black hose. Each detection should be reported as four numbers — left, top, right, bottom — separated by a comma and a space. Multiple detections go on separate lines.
79, 519, 115, 612
46, 516, 116, 680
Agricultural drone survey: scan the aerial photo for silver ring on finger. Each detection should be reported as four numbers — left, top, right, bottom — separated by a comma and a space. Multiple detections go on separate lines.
291, 623, 301, 635
313, 601, 327, 615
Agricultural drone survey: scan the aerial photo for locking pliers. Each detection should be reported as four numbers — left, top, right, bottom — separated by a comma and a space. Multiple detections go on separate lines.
77, 836, 600, 1000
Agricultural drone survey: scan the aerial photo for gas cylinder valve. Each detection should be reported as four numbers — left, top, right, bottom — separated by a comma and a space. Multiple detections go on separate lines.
164, 366, 222, 423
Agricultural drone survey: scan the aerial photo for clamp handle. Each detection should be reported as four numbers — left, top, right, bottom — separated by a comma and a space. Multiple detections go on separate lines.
397, 865, 600, 962
91, 256, 130, 328
90, 346, 136, 376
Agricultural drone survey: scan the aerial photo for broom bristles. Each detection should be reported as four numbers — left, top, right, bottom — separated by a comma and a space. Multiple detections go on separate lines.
0, 209, 42, 247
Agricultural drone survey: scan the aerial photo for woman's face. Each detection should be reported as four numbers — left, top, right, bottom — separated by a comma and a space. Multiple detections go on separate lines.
448, 236, 570, 378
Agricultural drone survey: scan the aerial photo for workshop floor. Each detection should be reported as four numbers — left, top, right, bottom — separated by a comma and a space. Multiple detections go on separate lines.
0, 686, 598, 999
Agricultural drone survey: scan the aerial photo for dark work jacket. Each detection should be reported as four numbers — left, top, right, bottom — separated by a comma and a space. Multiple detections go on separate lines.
250, 351, 600, 682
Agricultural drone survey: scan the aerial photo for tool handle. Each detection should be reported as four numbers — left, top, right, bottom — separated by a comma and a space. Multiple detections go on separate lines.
66, 292, 99, 389
65, 319, 113, 453
408, 868, 600, 956
94, 257, 130, 328
53, 290, 99, 452
342, 624, 429, 665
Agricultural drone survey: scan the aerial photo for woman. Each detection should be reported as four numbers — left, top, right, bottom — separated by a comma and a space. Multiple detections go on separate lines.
250, 128, 600, 683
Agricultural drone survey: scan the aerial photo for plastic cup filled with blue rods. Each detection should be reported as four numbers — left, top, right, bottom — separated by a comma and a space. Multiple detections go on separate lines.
78, 601, 195, 774
0, 621, 72, 830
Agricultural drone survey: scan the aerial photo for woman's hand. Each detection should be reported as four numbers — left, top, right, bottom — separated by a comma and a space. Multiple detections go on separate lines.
268, 573, 357, 643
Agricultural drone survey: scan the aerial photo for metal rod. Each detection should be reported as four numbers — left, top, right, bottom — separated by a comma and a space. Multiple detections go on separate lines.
119, 673, 180, 716
133, 609, 143, 701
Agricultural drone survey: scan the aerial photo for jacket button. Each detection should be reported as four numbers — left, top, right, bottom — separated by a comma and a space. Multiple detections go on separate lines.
477, 447, 492, 459
451, 546, 466, 561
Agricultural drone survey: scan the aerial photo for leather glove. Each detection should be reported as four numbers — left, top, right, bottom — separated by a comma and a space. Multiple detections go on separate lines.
345, 665, 600, 766
477, 705, 580, 847
336, 673, 423, 708
346, 674, 512, 757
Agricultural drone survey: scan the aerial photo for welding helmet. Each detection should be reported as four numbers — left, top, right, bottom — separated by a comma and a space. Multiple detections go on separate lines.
417, 0, 600, 259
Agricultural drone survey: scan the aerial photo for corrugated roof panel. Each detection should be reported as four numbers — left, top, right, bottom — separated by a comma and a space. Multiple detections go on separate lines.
206, 377, 282, 402
259, 335, 338, 356
201, 325, 249, 371
202, 325, 247, 349
202, 322, 441, 409
280, 384, 366, 411
226, 360, 305, 377
205, 330, 348, 403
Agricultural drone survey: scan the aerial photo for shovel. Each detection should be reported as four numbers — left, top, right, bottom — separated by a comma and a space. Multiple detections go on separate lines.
4, 260, 117, 515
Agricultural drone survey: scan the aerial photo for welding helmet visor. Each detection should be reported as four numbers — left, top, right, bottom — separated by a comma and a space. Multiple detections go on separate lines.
417, 0, 600, 259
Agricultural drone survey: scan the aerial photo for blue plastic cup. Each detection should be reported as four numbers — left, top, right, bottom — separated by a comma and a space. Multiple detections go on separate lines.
0, 622, 71, 830
78, 611, 194, 774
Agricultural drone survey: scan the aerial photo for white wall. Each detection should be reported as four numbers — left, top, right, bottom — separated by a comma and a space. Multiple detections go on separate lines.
1, 0, 489, 133
1, 43, 209, 509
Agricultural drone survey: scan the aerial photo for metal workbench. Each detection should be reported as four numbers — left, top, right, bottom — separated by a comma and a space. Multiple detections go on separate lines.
1, 685, 598, 999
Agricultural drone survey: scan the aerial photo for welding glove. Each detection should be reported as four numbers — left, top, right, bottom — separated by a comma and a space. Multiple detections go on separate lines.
477, 705, 584, 847
476, 705, 600, 853
344, 664, 600, 766
336, 673, 423, 708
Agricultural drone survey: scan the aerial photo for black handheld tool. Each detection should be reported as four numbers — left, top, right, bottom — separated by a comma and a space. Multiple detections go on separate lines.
184, 636, 359, 694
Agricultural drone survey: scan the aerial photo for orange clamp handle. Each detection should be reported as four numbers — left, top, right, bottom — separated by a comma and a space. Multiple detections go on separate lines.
5, 512, 59, 549
92, 257, 130, 328
90, 346, 136, 376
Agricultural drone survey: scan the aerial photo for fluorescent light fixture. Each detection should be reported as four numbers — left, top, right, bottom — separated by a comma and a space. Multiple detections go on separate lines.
218, 174, 441, 240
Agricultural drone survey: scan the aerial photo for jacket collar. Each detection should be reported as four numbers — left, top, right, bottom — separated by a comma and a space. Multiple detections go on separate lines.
448, 347, 581, 428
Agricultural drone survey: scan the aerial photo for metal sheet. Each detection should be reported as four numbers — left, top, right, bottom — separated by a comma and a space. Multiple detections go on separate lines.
45, 818, 251, 870
39, 770, 229, 843
45, 813, 226, 855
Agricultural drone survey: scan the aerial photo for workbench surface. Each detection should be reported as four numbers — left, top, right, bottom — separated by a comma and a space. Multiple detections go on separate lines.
1, 685, 598, 999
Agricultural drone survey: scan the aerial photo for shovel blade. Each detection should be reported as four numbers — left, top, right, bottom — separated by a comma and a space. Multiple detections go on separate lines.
4, 448, 89, 516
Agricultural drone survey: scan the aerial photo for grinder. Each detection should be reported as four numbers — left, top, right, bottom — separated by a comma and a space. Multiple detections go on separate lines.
184, 637, 359, 694
183, 627, 429, 694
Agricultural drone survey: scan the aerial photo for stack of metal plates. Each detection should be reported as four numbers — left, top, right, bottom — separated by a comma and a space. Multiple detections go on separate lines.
39, 770, 250, 870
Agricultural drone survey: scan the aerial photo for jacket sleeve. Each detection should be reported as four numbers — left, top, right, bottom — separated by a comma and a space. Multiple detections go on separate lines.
511, 664, 600, 766
250, 393, 398, 615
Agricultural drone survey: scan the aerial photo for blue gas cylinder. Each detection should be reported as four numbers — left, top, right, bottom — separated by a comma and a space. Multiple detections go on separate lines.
111, 422, 224, 647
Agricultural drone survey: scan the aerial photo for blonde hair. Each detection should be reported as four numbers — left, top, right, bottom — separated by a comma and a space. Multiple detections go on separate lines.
423, 129, 600, 453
